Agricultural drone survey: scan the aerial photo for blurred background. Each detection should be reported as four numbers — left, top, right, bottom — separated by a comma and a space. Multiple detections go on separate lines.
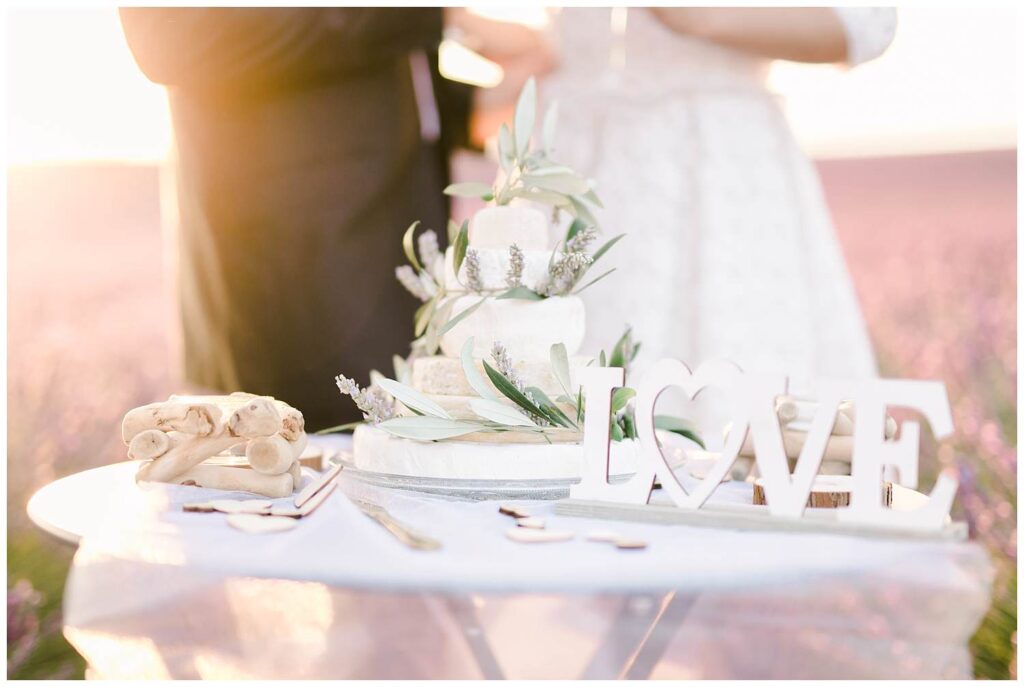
6, 6, 1016, 679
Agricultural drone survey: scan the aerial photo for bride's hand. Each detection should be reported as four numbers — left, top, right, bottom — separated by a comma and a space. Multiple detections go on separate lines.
649, 7, 848, 64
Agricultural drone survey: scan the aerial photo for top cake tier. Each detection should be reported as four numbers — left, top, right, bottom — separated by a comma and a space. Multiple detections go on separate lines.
468, 205, 550, 251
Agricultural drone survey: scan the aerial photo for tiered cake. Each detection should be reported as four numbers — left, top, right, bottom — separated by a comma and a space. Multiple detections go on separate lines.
351, 204, 641, 482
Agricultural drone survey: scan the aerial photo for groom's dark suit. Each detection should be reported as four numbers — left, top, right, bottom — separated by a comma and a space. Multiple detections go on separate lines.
120, 8, 468, 429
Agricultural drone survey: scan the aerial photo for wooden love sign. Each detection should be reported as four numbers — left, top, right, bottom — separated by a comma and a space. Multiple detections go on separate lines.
560, 360, 963, 539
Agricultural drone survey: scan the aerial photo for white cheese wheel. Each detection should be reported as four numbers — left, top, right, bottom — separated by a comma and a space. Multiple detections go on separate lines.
444, 245, 554, 293
412, 354, 594, 397
352, 424, 643, 481
469, 206, 550, 250
439, 295, 586, 360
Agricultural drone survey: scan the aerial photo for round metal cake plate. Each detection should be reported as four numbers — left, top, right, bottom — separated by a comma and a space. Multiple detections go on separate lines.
329, 445, 689, 501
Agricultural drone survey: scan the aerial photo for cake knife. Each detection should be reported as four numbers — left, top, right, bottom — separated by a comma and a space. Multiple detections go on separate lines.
351, 498, 442, 551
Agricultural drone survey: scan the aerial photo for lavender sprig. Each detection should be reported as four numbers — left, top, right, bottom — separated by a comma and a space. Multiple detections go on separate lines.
395, 265, 432, 302
506, 243, 524, 288
417, 229, 443, 280
464, 248, 484, 292
335, 375, 395, 424
491, 341, 549, 425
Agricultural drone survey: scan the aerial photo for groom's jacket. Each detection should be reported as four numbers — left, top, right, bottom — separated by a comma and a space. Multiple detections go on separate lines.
120, 8, 470, 429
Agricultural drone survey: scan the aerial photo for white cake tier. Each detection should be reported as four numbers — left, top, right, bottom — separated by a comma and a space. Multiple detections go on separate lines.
469, 206, 550, 250
443, 245, 553, 293
412, 354, 593, 397
398, 394, 577, 421
352, 424, 641, 480
439, 295, 585, 360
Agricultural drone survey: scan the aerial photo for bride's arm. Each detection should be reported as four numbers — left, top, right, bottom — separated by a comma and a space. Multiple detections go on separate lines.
650, 8, 850, 64
445, 8, 552, 61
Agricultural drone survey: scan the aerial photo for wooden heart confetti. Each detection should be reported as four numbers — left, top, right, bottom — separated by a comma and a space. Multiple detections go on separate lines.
515, 517, 546, 529
506, 528, 573, 544
499, 504, 531, 519
206, 499, 273, 514
227, 513, 298, 534
294, 462, 342, 508
271, 481, 337, 518
613, 539, 648, 550
183, 502, 216, 513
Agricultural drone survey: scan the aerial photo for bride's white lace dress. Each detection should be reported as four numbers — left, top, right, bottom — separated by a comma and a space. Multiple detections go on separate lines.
540, 7, 896, 423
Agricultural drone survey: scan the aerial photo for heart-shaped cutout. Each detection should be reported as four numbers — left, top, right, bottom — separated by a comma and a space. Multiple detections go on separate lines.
635, 359, 749, 509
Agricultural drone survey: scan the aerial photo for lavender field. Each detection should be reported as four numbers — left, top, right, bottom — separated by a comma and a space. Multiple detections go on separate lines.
6, 150, 1016, 678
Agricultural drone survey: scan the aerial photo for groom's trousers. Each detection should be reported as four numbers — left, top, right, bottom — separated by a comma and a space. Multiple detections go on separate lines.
120, 8, 468, 429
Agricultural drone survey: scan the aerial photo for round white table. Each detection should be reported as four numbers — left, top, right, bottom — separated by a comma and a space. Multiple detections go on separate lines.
30, 436, 993, 679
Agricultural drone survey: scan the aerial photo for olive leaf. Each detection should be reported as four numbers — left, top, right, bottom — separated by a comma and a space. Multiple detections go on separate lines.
654, 415, 706, 449
498, 123, 515, 174
444, 182, 494, 199
402, 221, 422, 271
572, 268, 616, 295
523, 173, 590, 195
314, 421, 363, 435
482, 359, 550, 421
525, 386, 577, 429
514, 76, 536, 157
378, 416, 486, 441
469, 398, 537, 427
591, 233, 625, 264
542, 101, 558, 154
452, 219, 470, 274
447, 219, 461, 243
392, 354, 410, 384
581, 186, 604, 209
423, 296, 454, 354
497, 286, 544, 301
568, 195, 598, 227
507, 189, 572, 207
414, 294, 437, 337
611, 387, 636, 412
375, 377, 452, 419
438, 296, 489, 336
550, 343, 574, 399
460, 337, 498, 400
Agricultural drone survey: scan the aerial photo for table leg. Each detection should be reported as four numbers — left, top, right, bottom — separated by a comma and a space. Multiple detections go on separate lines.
580, 591, 695, 680
441, 595, 505, 680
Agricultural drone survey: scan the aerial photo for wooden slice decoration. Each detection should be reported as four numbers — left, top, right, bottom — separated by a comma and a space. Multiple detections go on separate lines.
753, 475, 893, 509
498, 504, 531, 519
227, 513, 299, 534
506, 528, 573, 543
297, 445, 325, 471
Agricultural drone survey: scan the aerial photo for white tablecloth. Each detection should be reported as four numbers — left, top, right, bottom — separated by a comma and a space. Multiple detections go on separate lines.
62, 436, 993, 679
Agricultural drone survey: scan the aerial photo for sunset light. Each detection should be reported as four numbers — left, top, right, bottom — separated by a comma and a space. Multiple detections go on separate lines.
5, 6, 1016, 165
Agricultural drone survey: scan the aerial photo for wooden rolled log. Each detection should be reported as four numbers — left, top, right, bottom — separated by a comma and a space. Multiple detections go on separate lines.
739, 429, 854, 461
169, 393, 304, 441
246, 432, 308, 475
136, 434, 243, 484
753, 476, 893, 509
170, 464, 294, 498
228, 397, 282, 438
127, 429, 178, 461
122, 402, 222, 444
278, 407, 305, 442
775, 397, 799, 425
836, 402, 897, 439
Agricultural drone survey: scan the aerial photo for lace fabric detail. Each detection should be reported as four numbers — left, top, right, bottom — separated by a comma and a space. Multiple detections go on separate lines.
541, 8, 879, 431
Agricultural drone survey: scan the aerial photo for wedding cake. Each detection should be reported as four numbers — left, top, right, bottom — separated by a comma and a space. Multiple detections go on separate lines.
336, 78, 696, 488
351, 203, 642, 481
